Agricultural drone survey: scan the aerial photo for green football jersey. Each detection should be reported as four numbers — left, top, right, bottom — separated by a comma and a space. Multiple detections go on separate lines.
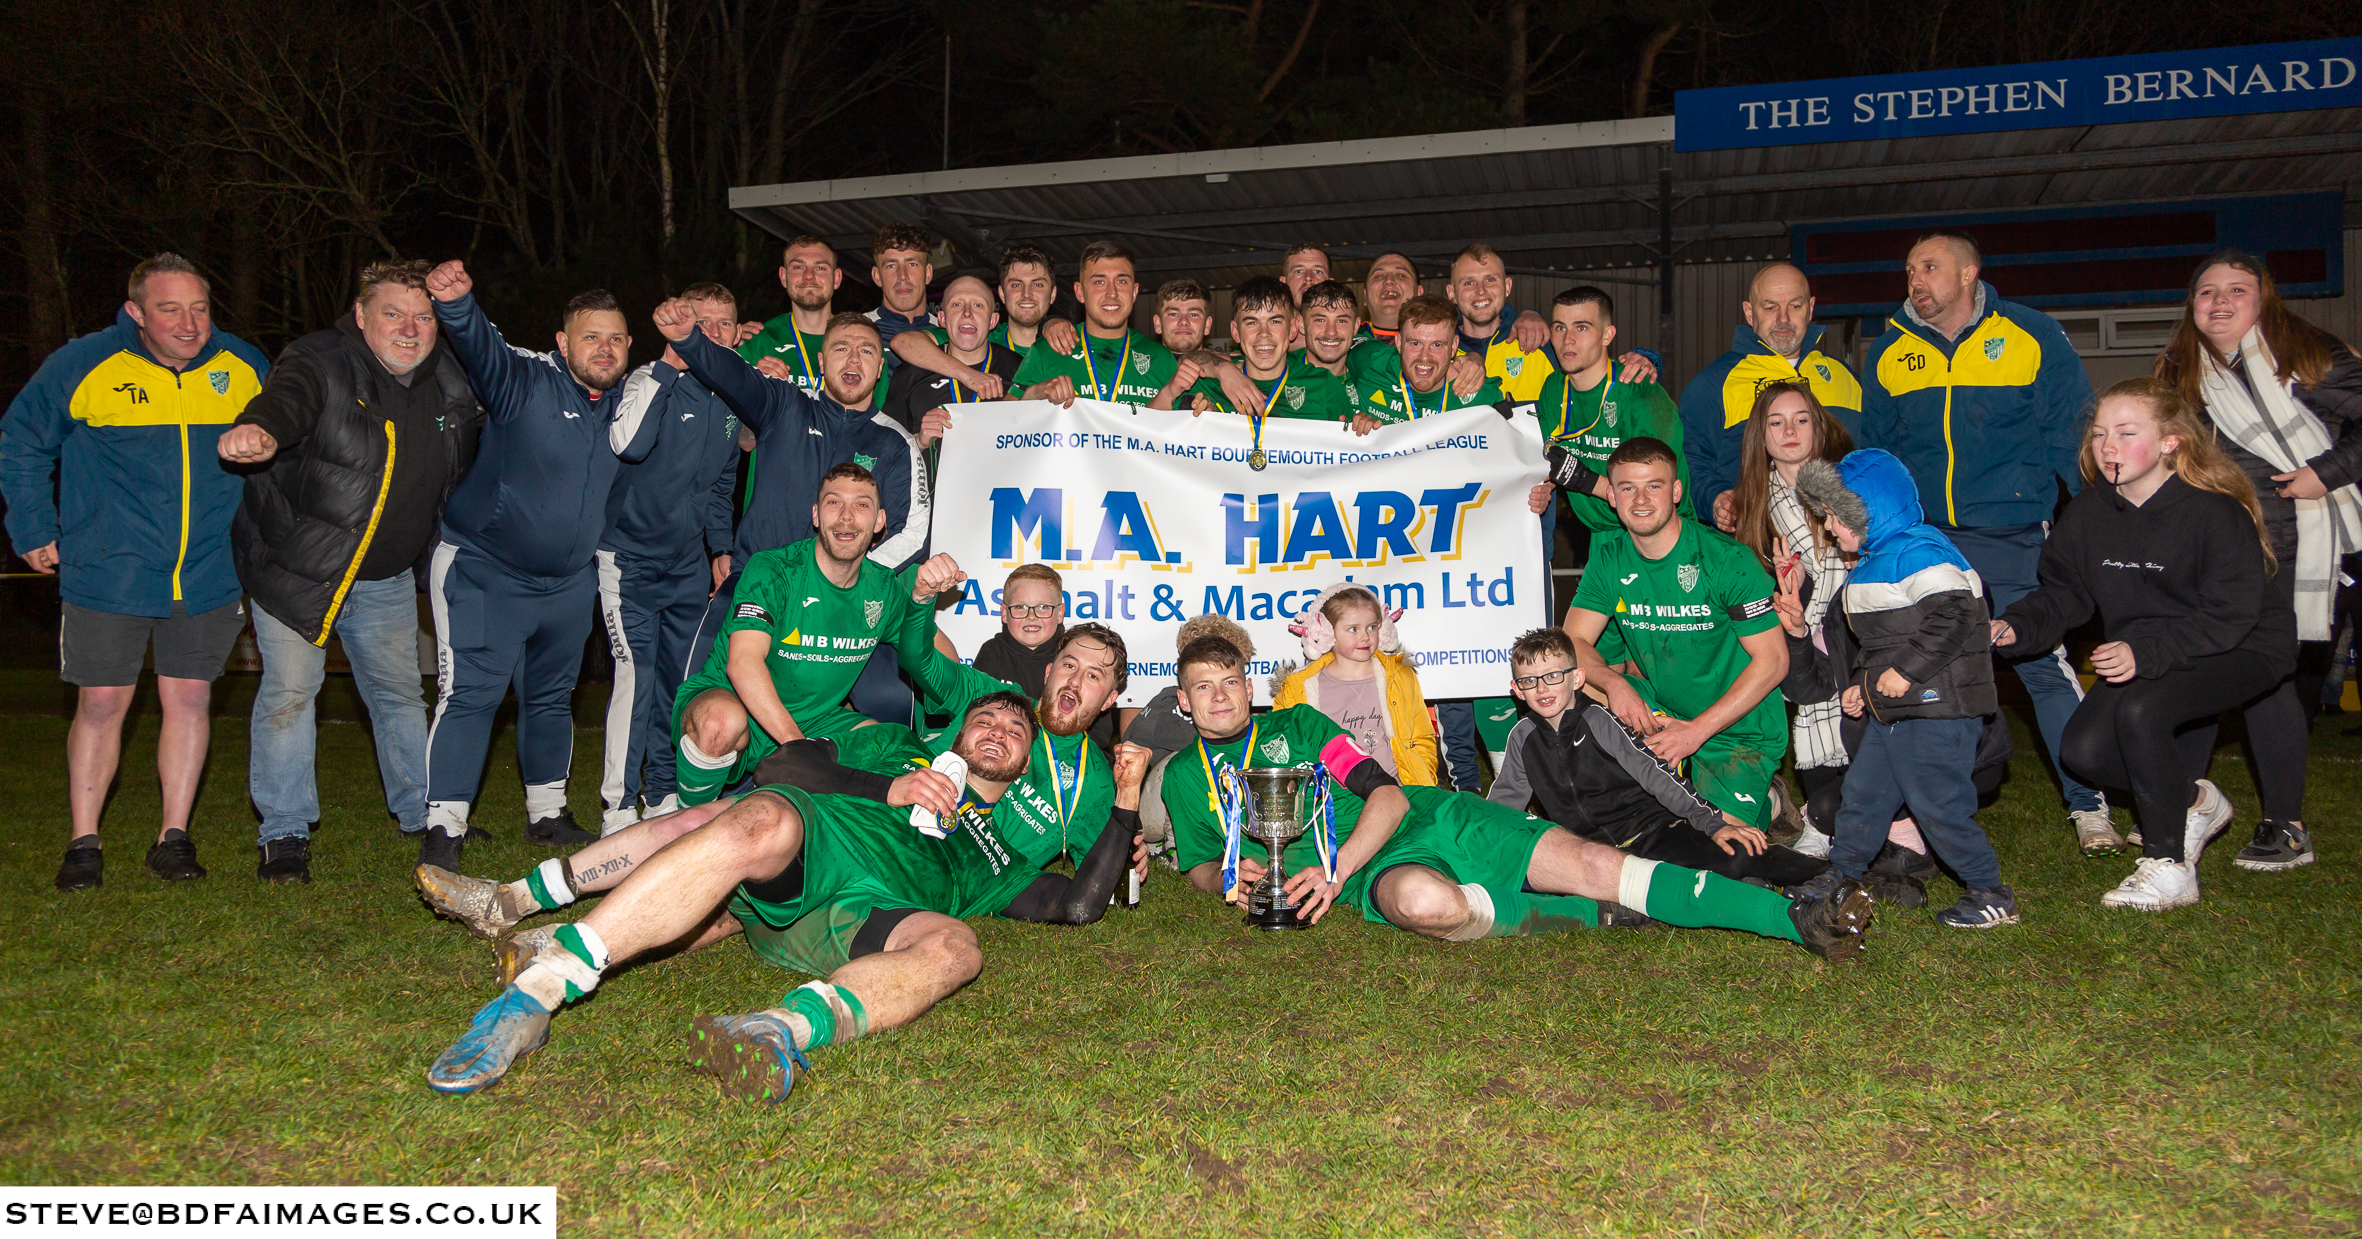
1571, 519, 1786, 746
1181, 357, 1354, 421
737, 315, 826, 394
679, 539, 924, 737
1289, 349, 1364, 407
897, 641, 1119, 867
801, 725, 1045, 918
1536, 371, 1691, 533
1356, 373, 1507, 425
1013, 328, 1178, 405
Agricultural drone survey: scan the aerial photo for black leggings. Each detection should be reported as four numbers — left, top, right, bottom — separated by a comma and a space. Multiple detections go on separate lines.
2058, 649, 2282, 861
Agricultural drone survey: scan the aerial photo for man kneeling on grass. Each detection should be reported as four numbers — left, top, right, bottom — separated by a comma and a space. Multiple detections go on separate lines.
1164, 635, 1872, 956
421, 691, 1148, 1100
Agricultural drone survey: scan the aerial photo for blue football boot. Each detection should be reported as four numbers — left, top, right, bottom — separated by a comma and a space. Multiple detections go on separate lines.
426, 984, 552, 1094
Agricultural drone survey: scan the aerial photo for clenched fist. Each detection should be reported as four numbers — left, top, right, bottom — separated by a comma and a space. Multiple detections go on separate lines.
650, 298, 697, 343
425, 260, 471, 302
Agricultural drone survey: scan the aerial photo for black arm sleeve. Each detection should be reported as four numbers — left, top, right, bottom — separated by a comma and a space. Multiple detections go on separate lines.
1543, 443, 1605, 497
1341, 757, 1400, 801
999, 806, 1140, 925
747, 738, 897, 803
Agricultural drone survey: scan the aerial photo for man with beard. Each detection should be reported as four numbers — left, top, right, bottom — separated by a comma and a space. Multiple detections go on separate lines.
414, 616, 1141, 980
220, 259, 482, 881
659, 302, 928, 730
667, 464, 949, 807
1163, 635, 1867, 957
739, 235, 839, 394
1678, 263, 1862, 532
1297, 280, 1370, 406
416, 261, 668, 870
422, 690, 1151, 1100
1445, 244, 1556, 403
1353, 296, 1507, 430
1562, 438, 1791, 839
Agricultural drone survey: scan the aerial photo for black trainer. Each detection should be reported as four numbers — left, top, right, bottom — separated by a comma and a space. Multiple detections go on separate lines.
2233, 820, 2316, 873
144, 831, 207, 881
257, 835, 313, 884
418, 827, 466, 873
1595, 900, 1663, 929
525, 808, 596, 849
1788, 877, 1875, 963
54, 842, 103, 891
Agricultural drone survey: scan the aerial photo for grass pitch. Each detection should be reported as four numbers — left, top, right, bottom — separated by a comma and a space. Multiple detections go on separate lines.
0, 676, 2356, 1236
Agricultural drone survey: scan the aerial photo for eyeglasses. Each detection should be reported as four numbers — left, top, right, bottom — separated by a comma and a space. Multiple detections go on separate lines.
1004, 603, 1062, 618
1512, 668, 1574, 690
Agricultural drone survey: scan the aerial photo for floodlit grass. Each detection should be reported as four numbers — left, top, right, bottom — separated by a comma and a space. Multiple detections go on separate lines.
1, 681, 2357, 1236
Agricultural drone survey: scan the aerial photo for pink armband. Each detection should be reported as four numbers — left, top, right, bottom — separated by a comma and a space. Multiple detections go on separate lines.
1319, 734, 1373, 782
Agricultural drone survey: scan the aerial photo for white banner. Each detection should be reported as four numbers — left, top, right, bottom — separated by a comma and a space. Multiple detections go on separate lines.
932, 400, 1550, 706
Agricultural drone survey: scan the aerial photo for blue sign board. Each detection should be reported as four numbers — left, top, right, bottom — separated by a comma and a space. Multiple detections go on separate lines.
1674, 38, 2361, 151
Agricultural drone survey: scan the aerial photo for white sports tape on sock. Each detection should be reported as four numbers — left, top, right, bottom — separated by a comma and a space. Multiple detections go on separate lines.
534, 858, 577, 908
524, 782, 568, 822
1617, 856, 1662, 917
680, 735, 734, 770
1443, 883, 1497, 942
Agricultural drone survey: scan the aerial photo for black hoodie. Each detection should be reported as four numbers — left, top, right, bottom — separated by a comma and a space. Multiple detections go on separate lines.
1997, 473, 2295, 680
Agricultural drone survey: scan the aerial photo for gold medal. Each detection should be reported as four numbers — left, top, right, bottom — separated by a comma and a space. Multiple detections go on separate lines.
1248, 449, 1268, 471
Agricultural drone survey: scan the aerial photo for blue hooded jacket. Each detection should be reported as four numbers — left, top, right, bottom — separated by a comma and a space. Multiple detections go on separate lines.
1794, 449, 1996, 721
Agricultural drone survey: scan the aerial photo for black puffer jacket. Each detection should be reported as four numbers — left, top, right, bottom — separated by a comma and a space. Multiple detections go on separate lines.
2209, 346, 2362, 560
230, 321, 481, 643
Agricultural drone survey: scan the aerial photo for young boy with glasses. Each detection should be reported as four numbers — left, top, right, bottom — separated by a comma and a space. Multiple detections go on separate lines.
974, 564, 1116, 751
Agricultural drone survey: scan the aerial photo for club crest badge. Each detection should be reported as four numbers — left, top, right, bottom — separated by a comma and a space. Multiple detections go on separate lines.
1601, 400, 1619, 428
1678, 563, 1701, 593
1814, 363, 1831, 382
1503, 355, 1525, 378
1132, 352, 1150, 375
1286, 385, 1305, 410
864, 600, 884, 629
1983, 337, 2005, 362
207, 369, 231, 396
1259, 737, 1290, 763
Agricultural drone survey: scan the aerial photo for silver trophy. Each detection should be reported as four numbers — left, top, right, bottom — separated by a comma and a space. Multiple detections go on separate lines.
1239, 765, 1317, 931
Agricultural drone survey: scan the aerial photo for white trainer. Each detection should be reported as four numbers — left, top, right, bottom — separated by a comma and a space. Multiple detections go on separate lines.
2183, 778, 2234, 867
2099, 857, 2200, 911
601, 806, 642, 837
2070, 807, 2126, 857
1790, 822, 1833, 859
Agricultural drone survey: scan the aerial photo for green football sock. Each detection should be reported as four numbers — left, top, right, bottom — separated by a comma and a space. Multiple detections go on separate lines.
675, 735, 736, 807
1485, 890, 1604, 937
1621, 857, 1803, 944
776, 981, 870, 1052
513, 921, 611, 1010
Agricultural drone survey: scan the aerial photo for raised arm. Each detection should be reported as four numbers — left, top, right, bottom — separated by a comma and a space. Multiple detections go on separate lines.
1000, 742, 1150, 924
425, 262, 540, 421
890, 330, 1005, 399
609, 361, 671, 463
663, 302, 798, 436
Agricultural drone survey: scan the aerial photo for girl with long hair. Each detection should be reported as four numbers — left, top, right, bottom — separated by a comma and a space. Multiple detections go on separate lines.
2152, 249, 2362, 872
1992, 379, 2293, 911
1730, 381, 1853, 857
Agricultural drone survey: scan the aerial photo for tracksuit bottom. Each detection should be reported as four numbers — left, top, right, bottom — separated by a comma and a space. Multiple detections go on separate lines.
1616, 820, 1828, 888
425, 542, 597, 834
2059, 649, 2282, 862
596, 547, 708, 829
1832, 716, 2000, 890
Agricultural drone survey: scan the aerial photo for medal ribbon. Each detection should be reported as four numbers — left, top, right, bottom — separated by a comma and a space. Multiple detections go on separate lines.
789, 328, 818, 389
1199, 721, 1255, 903
1307, 766, 1339, 884
1553, 374, 1615, 443
1250, 371, 1286, 460
1039, 729, 1088, 856
1397, 374, 1448, 421
1077, 332, 1134, 403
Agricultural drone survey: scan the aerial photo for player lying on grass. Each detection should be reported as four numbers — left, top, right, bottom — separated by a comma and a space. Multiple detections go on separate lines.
414, 614, 1139, 967
1487, 627, 1827, 888
1164, 635, 1872, 957
422, 691, 1148, 1099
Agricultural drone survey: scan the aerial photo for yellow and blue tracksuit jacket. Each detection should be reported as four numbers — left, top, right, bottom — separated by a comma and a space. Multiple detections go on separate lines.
1676, 323, 1861, 524
1857, 282, 2091, 529
1460, 326, 1556, 403
0, 310, 267, 616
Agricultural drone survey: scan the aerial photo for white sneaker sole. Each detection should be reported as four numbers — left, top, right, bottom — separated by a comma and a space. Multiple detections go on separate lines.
2183, 780, 2234, 865
2100, 887, 2200, 911
2232, 852, 2316, 873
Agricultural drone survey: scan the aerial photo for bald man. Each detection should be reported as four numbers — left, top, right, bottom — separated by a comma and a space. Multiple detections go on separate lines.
1677, 263, 1862, 531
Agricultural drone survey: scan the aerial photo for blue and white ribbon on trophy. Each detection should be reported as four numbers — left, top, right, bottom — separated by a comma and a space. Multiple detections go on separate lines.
1215, 759, 1249, 904
1307, 765, 1339, 885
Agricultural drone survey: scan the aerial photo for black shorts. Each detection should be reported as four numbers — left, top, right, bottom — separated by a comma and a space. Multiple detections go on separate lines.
61, 600, 245, 687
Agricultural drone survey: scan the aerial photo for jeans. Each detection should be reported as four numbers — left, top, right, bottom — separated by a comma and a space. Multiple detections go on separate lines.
1944, 522, 2102, 813
1832, 715, 1999, 890
250, 576, 430, 842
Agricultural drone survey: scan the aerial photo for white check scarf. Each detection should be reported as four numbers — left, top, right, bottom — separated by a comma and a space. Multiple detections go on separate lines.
2199, 327, 2362, 639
